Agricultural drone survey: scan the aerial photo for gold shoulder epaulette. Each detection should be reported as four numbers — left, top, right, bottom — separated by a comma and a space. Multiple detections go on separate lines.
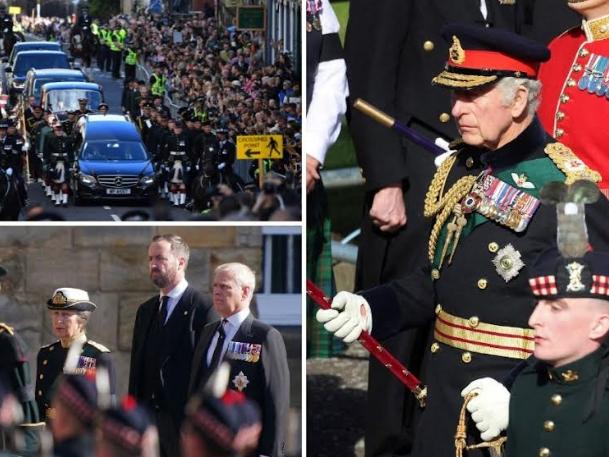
0, 322, 14, 335
448, 138, 466, 151
40, 341, 59, 350
545, 142, 601, 185
87, 340, 110, 353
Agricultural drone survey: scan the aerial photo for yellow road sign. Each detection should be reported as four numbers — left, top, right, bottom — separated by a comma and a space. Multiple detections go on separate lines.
8, 6, 21, 15
236, 134, 283, 159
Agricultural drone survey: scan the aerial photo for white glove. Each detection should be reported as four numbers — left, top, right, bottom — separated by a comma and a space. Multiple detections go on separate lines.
315, 291, 372, 343
461, 377, 510, 441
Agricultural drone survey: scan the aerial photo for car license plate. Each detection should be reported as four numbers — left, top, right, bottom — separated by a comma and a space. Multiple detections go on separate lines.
106, 188, 131, 195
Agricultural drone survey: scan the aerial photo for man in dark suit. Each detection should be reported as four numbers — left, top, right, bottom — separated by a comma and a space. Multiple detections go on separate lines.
344, 2, 578, 456
128, 234, 217, 457
188, 263, 289, 457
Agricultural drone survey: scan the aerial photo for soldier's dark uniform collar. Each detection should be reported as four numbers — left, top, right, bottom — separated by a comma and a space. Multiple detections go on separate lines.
540, 345, 605, 386
479, 117, 547, 172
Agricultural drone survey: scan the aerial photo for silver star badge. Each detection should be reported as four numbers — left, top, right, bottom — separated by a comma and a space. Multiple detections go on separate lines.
232, 371, 250, 392
492, 244, 525, 282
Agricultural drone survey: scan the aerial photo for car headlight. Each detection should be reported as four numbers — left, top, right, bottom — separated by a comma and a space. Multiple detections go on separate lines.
140, 175, 155, 186
79, 173, 96, 186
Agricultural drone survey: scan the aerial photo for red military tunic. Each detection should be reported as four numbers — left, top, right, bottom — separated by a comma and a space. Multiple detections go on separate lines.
538, 16, 609, 198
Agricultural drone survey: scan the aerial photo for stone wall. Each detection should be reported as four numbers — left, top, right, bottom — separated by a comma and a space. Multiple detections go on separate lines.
0, 226, 301, 409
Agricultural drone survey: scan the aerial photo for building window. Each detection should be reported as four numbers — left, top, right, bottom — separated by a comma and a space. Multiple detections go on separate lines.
256, 226, 301, 325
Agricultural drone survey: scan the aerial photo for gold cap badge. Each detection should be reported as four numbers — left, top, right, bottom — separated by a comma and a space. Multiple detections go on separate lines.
449, 36, 465, 65
51, 291, 68, 306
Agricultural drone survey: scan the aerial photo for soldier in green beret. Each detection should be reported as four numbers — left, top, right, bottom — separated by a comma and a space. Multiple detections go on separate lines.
35, 287, 115, 423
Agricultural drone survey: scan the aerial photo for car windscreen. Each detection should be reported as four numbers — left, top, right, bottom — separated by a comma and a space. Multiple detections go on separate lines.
81, 140, 149, 161
34, 77, 85, 98
14, 54, 69, 76
9, 44, 60, 65
46, 89, 102, 112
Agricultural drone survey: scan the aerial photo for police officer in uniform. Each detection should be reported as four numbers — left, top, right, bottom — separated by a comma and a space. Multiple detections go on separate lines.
215, 128, 241, 190
36, 288, 115, 423
75, 98, 92, 118
318, 24, 609, 457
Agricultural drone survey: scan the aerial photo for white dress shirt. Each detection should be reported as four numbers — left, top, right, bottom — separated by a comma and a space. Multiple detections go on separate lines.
158, 278, 189, 324
206, 308, 251, 367
306, 0, 349, 166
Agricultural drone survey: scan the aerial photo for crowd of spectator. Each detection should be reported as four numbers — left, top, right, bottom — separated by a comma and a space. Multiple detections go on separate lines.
19, 8, 301, 221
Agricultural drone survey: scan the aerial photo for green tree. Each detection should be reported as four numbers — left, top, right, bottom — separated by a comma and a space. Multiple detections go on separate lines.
86, 0, 120, 20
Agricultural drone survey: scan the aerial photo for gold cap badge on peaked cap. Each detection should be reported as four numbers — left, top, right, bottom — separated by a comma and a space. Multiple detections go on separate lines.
449, 36, 465, 65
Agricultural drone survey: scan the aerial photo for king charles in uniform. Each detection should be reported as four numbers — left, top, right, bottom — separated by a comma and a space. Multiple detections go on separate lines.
317, 23, 609, 457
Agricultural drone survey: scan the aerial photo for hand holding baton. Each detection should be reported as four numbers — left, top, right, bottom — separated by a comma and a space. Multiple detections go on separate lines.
307, 279, 427, 407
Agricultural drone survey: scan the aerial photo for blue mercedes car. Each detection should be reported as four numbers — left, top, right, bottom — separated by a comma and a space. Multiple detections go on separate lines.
71, 115, 157, 204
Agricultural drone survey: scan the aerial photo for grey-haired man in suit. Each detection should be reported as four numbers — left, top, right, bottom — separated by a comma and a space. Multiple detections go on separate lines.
188, 263, 290, 457
128, 234, 217, 457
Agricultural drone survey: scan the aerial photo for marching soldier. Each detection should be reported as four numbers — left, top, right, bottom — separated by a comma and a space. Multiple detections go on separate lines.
163, 120, 192, 206
318, 24, 609, 457
36, 288, 115, 423
96, 396, 158, 457
98, 102, 109, 115
49, 373, 98, 457
136, 101, 153, 142
0, 266, 43, 457
6, 119, 27, 202
538, 0, 609, 200
45, 122, 74, 207
462, 242, 609, 456
216, 128, 242, 190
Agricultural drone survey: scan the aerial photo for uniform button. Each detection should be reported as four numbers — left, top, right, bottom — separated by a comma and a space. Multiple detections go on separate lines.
49, 346, 54, 351
560, 94, 570, 103
37, 390, 42, 396
439, 112, 450, 123
544, 420, 555, 432
423, 40, 434, 51
462, 352, 472, 363
435, 304, 442, 315
43, 360, 48, 365
488, 242, 499, 253
539, 448, 551, 457
430, 342, 440, 353
566, 79, 576, 87
500, 256, 514, 270
468, 316, 479, 328
579, 48, 590, 57
551, 394, 562, 405
39, 374, 43, 380
556, 111, 565, 121
555, 128, 564, 138
465, 157, 474, 168
477, 278, 488, 289
431, 269, 440, 280
573, 63, 582, 72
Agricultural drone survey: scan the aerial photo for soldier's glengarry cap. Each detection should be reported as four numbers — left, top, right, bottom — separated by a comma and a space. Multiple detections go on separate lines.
47, 287, 97, 311
100, 396, 153, 454
432, 23, 551, 90
53, 373, 97, 428
185, 389, 261, 454
529, 249, 609, 300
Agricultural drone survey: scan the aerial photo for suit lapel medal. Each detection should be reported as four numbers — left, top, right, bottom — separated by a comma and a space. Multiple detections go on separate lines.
232, 371, 249, 392
226, 341, 262, 363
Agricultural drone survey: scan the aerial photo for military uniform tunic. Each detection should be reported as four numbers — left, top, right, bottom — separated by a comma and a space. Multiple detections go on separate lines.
35, 338, 113, 422
360, 119, 609, 457
507, 347, 609, 457
538, 16, 609, 198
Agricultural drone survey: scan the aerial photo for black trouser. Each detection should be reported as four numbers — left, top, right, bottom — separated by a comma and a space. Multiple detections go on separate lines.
124, 63, 136, 81
154, 409, 182, 457
111, 50, 122, 78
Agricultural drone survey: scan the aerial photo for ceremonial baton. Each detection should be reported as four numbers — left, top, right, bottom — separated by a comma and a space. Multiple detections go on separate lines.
353, 98, 447, 156
306, 279, 427, 408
